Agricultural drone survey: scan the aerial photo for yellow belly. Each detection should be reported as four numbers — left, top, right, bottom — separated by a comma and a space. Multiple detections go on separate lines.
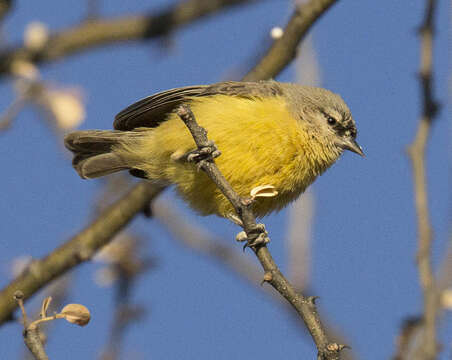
118, 95, 338, 217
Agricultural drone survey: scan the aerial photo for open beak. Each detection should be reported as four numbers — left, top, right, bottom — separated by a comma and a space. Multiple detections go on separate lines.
341, 138, 364, 157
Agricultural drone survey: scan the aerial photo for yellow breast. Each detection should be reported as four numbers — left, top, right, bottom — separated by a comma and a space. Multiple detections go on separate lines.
120, 95, 339, 217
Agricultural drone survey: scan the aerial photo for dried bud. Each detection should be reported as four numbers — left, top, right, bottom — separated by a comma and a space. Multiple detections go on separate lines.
250, 185, 278, 200
270, 27, 283, 39
43, 89, 85, 130
10, 60, 39, 81
441, 289, 452, 310
24, 21, 49, 51
60, 304, 91, 326
13, 290, 24, 300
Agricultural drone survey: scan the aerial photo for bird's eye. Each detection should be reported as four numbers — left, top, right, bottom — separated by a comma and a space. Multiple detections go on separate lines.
326, 116, 337, 126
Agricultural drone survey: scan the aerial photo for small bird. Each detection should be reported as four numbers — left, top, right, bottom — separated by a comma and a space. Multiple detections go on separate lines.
65, 80, 362, 219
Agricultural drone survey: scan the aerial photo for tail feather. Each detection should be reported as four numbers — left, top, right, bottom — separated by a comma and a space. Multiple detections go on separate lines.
64, 130, 135, 179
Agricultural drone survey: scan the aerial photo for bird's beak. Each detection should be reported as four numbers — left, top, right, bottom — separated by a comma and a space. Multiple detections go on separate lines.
341, 138, 364, 157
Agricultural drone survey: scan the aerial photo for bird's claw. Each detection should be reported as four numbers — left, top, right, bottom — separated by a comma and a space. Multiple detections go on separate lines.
186, 141, 221, 166
235, 224, 269, 250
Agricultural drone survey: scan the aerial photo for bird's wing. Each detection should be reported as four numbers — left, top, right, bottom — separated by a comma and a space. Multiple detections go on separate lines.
113, 81, 283, 130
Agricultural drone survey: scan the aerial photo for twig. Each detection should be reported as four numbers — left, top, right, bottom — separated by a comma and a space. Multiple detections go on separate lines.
21, 275, 71, 360
177, 105, 345, 360
23, 326, 49, 360
0, 0, 12, 23
0, 182, 163, 325
242, 0, 339, 81
392, 316, 423, 360
406, 0, 440, 359
0, 95, 27, 131
97, 232, 152, 360
0, 0, 257, 77
289, 25, 319, 290
154, 199, 356, 360
14, 291, 49, 360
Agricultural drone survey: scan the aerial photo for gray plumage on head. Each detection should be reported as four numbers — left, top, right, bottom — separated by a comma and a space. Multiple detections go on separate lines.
280, 83, 354, 130
278, 83, 362, 156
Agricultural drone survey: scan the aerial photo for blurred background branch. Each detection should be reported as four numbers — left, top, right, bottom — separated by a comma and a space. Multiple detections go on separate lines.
243, 0, 338, 81
0, 0, 259, 77
0, 182, 163, 325
406, 0, 440, 359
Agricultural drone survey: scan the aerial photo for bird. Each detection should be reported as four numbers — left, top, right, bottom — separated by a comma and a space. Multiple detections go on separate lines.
64, 80, 363, 220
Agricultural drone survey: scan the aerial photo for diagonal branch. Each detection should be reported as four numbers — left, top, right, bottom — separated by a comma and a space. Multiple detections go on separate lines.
0, 0, 258, 77
242, 0, 339, 81
0, 182, 163, 325
406, 0, 440, 359
153, 200, 356, 360
177, 105, 345, 360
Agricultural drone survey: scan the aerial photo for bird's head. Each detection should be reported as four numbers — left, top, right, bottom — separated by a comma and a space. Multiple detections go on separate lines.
285, 85, 364, 157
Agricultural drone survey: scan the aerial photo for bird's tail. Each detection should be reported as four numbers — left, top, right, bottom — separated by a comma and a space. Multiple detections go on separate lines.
64, 130, 138, 179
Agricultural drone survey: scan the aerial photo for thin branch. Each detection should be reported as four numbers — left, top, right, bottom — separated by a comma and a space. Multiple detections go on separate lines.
289, 28, 320, 290
0, 0, 12, 23
23, 326, 48, 360
177, 105, 345, 360
23, 325, 49, 360
0, 182, 163, 325
14, 291, 49, 360
406, 0, 440, 359
0, 0, 257, 77
21, 275, 71, 360
242, 0, 339, 81
97, 232, 152, 360
392, 316, 423, 360
0, 95, 27, 131
153, 200, 356, 360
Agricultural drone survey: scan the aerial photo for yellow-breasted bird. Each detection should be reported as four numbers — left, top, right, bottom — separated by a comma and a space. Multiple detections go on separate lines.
64, 81, 363, 219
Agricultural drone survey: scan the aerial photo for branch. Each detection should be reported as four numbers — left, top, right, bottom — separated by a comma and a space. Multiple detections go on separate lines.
0, 182, 163, 325
23, 326, 48, 360
406, 0, 440, 359
14, 291, 49, 360
0, 0, 257, 77
0, 0, 12, 22
177, 105, 345, 360
242, 0, 339, 81
153, 200, 356, 360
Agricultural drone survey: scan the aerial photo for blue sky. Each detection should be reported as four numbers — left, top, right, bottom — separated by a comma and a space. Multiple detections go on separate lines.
0, 1, 450, 359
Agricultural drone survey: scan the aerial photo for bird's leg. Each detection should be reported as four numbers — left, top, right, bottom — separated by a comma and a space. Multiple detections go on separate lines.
236, 223, 269, 250
229, 212, 269, 249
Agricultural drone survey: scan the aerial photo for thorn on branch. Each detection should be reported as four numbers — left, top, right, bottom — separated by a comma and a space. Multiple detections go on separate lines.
307, 296, 320, 305
261, 272, 273, 285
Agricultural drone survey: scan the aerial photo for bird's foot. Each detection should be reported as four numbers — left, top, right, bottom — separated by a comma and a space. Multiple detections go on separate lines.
184, 141, 221, 169
236, 223, 269, 250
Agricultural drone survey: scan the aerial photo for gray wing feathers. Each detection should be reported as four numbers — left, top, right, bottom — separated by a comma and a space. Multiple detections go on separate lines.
114, 85, 209, 130
113, 81, 283, 131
